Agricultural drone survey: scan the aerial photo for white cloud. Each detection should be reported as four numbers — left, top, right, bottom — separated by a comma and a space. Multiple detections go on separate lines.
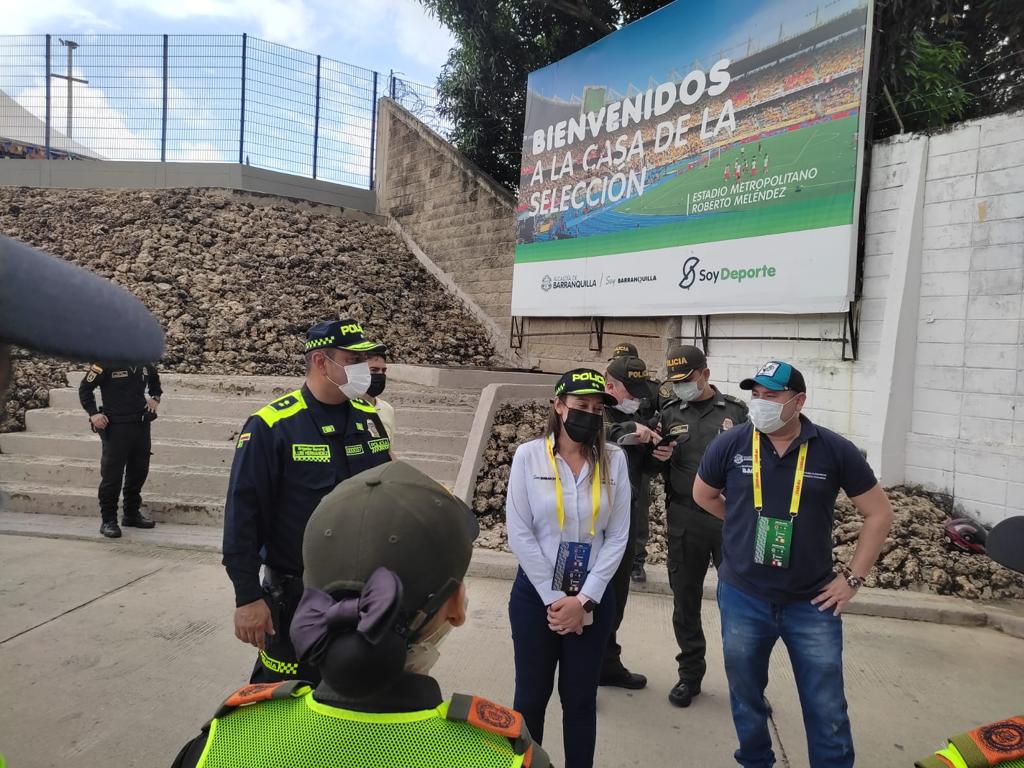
2, 0, 113, 35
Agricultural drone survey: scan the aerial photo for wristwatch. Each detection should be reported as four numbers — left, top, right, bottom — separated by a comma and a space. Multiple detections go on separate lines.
843, 570, 864, 589
576, 594, 597, 613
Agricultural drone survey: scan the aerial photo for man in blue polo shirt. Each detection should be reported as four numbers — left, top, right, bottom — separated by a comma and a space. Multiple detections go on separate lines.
693, 361, 893, 768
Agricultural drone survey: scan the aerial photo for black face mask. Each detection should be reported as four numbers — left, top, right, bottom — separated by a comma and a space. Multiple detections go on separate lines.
563, 407, 603, 444
366, 373, 387, 398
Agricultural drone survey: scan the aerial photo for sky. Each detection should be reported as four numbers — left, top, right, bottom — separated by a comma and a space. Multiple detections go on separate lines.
529, 0, 867, 101
4, 0, 455, 87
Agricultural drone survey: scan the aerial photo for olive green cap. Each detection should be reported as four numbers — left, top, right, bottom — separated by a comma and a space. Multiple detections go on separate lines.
302, 461, 478, 616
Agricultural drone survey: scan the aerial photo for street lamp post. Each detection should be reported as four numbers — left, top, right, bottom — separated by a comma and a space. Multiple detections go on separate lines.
50, 39, 88, 147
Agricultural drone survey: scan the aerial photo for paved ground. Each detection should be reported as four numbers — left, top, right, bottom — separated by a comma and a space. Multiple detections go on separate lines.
1, 534, 1022, 768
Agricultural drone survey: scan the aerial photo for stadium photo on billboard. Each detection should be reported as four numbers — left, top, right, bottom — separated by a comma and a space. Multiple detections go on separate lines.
512, 0, 873, 317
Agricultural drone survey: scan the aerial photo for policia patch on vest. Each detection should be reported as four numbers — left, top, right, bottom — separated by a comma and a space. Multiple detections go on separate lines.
292, 444, 331, 462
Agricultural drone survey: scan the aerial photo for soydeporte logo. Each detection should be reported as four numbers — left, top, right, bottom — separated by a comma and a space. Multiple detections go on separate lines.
679, 257, 778, 289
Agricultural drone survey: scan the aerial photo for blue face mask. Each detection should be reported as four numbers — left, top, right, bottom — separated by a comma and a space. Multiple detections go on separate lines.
673, 379, 702, 402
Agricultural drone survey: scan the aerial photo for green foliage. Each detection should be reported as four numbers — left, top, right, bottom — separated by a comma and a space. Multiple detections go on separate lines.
422, 0, 1024, 191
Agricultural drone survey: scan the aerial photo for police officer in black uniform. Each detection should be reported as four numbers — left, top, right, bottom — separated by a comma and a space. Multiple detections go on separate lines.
599, 354, 667, 689
654, 345, 748, 708
608, 341, 659, 582
224, 318, 392, 685
79, 362, 162, 538
0, 235, 164, 480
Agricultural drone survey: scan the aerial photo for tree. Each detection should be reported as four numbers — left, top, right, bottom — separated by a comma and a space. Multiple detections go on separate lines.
421, 0, 1024, 193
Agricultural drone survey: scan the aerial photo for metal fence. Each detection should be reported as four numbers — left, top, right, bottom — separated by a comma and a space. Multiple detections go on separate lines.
0, 34, 449, 189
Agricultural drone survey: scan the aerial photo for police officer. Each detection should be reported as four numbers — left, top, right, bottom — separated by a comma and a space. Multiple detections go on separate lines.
607, 341, 659, 582
224, 319, 392, 685
79, 362, 162, 538
173, 461, 550, 768
599, 354, 663, 689
654, 345, 747, 708
0, 235, 164, 452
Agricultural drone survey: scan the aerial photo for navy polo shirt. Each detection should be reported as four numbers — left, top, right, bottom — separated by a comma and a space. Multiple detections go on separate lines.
698, 416, 877, 604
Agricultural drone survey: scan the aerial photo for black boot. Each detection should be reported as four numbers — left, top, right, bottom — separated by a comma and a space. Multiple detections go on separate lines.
631, 562, 647, 583
668, 680, 701, 708
122, 511, 156, 528
100, 520, 122, 538
600, 661, 648, 690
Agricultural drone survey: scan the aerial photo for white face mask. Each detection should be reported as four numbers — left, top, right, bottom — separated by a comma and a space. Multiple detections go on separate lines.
324, 356, 372, 400
404, 594, 467, 676
673, 379, 703, 402
748, 396, 797, 433
613, 397, 641, 414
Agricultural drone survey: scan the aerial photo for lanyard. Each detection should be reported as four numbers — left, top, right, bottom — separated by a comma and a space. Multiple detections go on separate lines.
752, 429, 808, 517
546, 436, 601, 537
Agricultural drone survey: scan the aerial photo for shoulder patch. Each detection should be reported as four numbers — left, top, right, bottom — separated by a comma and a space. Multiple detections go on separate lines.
723, 393, 749, 413
255, 390, 307, 428
214, 680, 312, 720
447, 694, 550, 767
89, 364, 103, 373
659, 381, 674, 399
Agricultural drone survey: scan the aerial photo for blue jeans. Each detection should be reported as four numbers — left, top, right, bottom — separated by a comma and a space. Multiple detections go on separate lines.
718, 579, 854, 768
509, 569, 616, 768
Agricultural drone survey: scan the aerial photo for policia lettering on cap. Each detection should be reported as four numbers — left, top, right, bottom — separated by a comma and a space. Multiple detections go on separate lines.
222, 318, 393, 686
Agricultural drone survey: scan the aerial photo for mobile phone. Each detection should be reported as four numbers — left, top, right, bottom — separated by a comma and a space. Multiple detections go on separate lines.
656, 433, 676, 447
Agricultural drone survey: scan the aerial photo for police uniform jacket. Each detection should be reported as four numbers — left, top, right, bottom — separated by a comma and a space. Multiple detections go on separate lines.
659, 385, 748, 535
222, 385, 391, 606
605, 397, 658, 495
79, 363, 161, 422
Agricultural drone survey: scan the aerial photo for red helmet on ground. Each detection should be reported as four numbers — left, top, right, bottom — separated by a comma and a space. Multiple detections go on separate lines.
944, 518, 988, 555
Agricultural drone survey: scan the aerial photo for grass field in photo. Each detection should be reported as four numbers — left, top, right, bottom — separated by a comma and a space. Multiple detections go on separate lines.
515, 113, 859, 265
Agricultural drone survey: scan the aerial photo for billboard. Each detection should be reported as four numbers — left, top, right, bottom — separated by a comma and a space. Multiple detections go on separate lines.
512, 0, 873, 317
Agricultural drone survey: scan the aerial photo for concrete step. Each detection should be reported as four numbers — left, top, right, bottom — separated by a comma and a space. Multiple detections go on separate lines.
47, 390, 477, 431
0, 429, 467, 467
65, 372, 482, 408
0, 482, 223, 525
0, 454, 231, 498
0, 432, 236, 468
0, 447, 458, 498
25, 409, 243, 442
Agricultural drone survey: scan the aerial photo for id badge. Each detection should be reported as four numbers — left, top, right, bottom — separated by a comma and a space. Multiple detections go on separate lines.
753, 515, 793, 569
552, 541, 592, 596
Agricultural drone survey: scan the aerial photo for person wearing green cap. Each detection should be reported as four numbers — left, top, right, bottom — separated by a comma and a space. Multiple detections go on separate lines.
223, 318, 393, 686
505, 368, 631, 768
173, 461, 550, 768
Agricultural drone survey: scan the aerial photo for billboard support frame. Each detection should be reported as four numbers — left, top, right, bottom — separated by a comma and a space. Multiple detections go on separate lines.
678, 301, 860, 361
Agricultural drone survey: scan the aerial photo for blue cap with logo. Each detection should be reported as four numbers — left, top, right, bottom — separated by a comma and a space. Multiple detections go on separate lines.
740, 360, 807, 393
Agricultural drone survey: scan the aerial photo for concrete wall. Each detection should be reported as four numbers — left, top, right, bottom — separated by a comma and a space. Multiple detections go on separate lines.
0, 160, 376, 213
674, 112, 1024, 524
374, 98, 679, 371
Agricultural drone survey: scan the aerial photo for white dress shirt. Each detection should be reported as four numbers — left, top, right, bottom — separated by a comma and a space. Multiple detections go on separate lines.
506, 437, 631, 605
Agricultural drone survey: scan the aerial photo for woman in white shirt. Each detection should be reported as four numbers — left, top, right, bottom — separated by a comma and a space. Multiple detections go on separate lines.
506, 368, 631, 768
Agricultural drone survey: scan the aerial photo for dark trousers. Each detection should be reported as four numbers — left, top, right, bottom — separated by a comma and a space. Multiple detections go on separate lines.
633, 476, 651, 567
667, 508, 722, 684
249, 573, 321, 685
509, 569, 616, 768
98, 421, 151, 522
602, 497, 638, 671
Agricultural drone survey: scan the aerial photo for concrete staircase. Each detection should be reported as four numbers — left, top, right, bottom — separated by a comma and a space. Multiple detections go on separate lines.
0, 372, 478, 526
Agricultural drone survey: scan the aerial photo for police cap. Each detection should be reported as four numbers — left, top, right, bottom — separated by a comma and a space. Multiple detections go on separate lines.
554, 368, 617, 406
665, 345, 707, 381
608, 341, 638, 360
0, 235, 164, 364
305, 319, 380, 354
606, 355, 650, 399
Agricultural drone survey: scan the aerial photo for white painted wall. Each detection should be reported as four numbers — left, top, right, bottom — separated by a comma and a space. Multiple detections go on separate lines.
674, 111, 1024, 525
